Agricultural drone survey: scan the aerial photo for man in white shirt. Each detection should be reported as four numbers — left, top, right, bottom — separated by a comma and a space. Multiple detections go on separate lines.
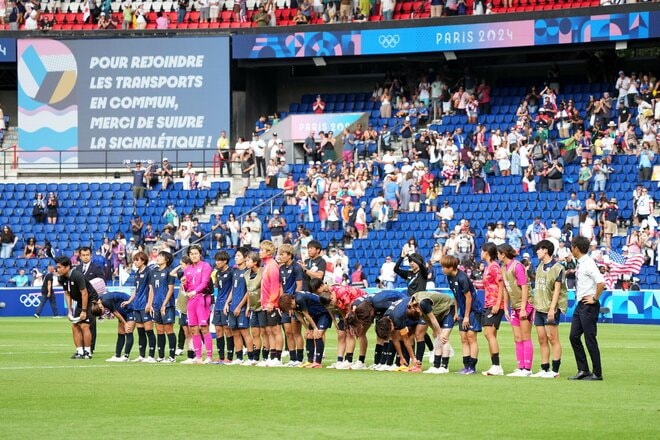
438, 200, 454, 221
251, 133, 266, 179
568, 236, 605, 381
615, 71, 630, 103
379, 256, 396, 288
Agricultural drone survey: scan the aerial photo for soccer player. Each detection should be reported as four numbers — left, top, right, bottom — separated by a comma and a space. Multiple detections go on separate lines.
76, 246, 104, 354
260, 240, 283, 366
278, 291, 331, 368
180, 244, 214, 365
313, 279, 368, 370
497, 243, 535, 377
173, 257, 192, 359
99, 291, 133, 362
149, 251, 176, 362
121, 251, 157, 363
406, 291, 455, 374
345, 289, 408, 369
224, 247, 253, 365
375, 296, 417, 371
441, 255, 483, 374
278, 243, 304, 367
34, 265, 59, 318
480, 243, 506, 376
211, 251, 234, 363
246, 251, 265, 366
532, 240, 568, 378
56, 255, 100, 359
300, 240, 326, 291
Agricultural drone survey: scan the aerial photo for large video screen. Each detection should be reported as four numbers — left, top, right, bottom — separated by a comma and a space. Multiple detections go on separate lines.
17, 37, 230, 168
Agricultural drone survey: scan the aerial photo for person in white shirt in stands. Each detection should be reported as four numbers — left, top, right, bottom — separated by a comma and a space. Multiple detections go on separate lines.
567, 236, 605, 381
379, 255, 396, 289
25, 10, 38, 30
437, 200, 454, 221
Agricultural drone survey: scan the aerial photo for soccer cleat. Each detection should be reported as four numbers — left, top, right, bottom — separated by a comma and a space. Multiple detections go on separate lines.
458, 367, 475, 375
482, 365, 505, 376
290, 360, 302, 367
106, 356, 122, 362
180, 358, 196, 365
255, 360, 268, 367
33, 314, 40, 318
350, 361, 367, 370
326, 361, 339, 369
507, 369, 532, 377
143, 357, 157, 364
131, 356, 145, 363
229, 359, 244, 365
82, 352, 92, 360
335, 360, 352, 370
407, 363, 423, 373
540, 370, 559, 378
175, 349, 184, 356
241, 359, 257, 366
283, 360, 296, 367
384, 364, 399, 371
394, 365, 409, 372
166, 357, 176, 363
436, 367, 450, 374
201, 358, 212, 365
299, 361, 312, 368
267, 359, 283, 367
531, 370, 549, 378
369, 363, 382, 370
71, 352, 84, 359
156, 358, 165, 363
424, 367, 440, 374
306, 362, 322, 369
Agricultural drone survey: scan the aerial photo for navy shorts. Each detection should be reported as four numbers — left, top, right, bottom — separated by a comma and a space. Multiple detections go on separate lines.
440, 306, 456, 329
265, 309, 281, 326
228, 309, 250, 329
482, 307, 504, 329
132, 310, 153, 324
280, 310, 292, 324
153, 307, 175, 325
309, 312, 332, 330
179, 313, 188, 327
336, 318, 346, 331
250, 310, 267, 328
212, 310, 229, 327
534, 310, 562, 326
458, 311, 482, 332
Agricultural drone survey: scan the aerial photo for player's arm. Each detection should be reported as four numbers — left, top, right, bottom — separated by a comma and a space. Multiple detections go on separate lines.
462, 290, 472, 330
393, 256, 408, 278
64, 288, 73, 320
46, 278, 53, 298
235, 293, 248, 316
122, 289, 136, 308
79, 287, 89, 321
146, 284, 155, 314
425, 312, 443, 340
113, 310, 128, 326
493, 277, 504, 314
162, 281, 175, 313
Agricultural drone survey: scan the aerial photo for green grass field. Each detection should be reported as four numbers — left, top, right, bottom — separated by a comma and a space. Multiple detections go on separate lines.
1, 318, 659, 439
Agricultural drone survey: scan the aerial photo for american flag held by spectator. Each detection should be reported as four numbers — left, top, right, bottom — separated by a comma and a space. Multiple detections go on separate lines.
603, 250, 645, 288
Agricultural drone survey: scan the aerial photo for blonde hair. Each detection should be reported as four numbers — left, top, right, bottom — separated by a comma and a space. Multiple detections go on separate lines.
260, 240, 276, 255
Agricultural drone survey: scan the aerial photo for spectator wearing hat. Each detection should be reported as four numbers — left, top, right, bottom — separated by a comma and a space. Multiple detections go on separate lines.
267, 210, 287, 249
602, 197, 619, 249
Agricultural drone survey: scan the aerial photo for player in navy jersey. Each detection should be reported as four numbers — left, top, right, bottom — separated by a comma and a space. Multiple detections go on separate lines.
277, 243, 304, 366
346, 289, 408, 369
149, 251, 176, 362
278, 291, 331, 369
441, 255, 483, 375
375, 297, 418, 371
100, 292, 133, 362
121, 252, 157, 363
212, 251, 234, 363
224, 247, 253, 364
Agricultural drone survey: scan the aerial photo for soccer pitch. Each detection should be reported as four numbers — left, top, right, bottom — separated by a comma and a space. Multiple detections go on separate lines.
1, 318, 658, 439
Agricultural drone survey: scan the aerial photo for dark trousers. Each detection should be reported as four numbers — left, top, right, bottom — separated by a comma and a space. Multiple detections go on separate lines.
569, 301, 602, 376
90, 316, 97, 352
255, 156, 266, 178
35, 293, 59, 317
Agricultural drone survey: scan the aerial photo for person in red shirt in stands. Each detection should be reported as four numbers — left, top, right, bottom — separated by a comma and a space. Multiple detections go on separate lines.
313, 95, 325, 114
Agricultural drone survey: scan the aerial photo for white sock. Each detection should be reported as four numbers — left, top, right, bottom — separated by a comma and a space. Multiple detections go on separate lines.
84, 347, 91, 354
76, 347, 83, 354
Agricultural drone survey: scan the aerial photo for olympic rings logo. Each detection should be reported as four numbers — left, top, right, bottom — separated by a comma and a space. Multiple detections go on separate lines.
378, 34, 401, 49
20, 293, 41, 307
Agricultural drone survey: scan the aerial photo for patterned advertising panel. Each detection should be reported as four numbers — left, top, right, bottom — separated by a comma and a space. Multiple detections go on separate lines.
232, 11, 658, 59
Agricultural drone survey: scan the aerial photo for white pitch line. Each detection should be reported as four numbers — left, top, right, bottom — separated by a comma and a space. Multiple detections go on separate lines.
0, 364, 121, 371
